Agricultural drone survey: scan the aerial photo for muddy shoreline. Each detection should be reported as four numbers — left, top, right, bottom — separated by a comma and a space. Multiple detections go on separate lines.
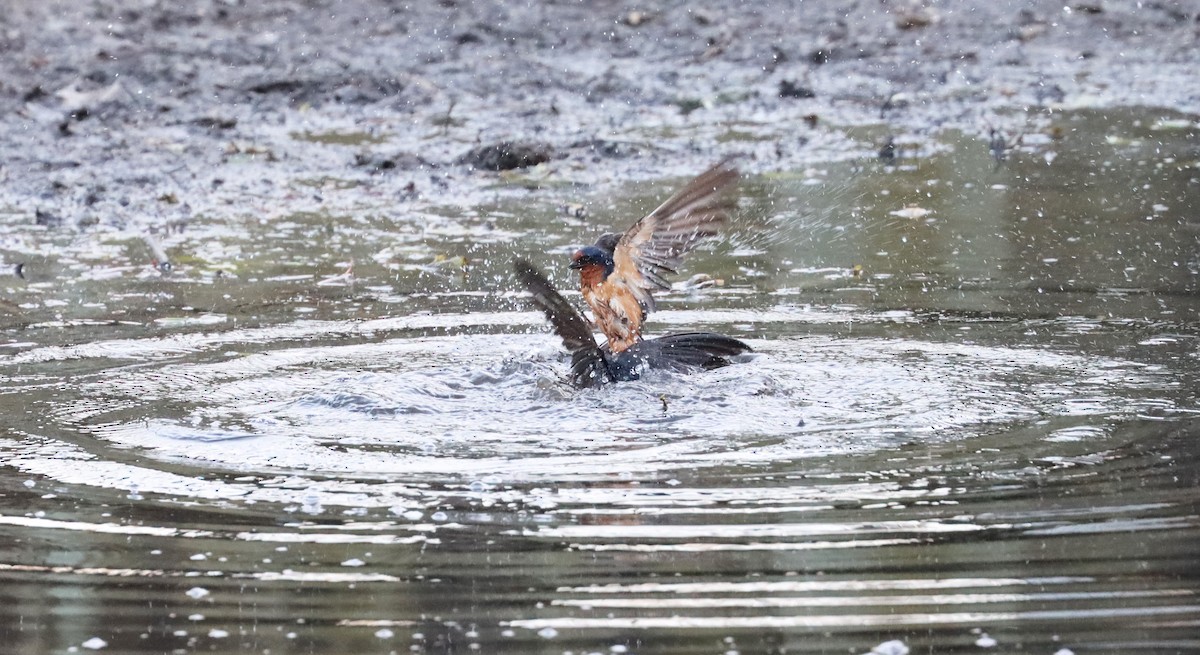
1, 0, 1198, 233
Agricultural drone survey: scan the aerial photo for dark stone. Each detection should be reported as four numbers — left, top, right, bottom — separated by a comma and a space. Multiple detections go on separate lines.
192, 116, 237, 130
779, 80, 816, 99
878, 136, 897, 162
35, 209, 64, 227
456, 141, 554, 171
247, 79, 307, 95
23, 86, 47, 102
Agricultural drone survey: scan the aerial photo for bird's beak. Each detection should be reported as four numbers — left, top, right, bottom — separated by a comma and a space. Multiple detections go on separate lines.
568, 260, 585, 270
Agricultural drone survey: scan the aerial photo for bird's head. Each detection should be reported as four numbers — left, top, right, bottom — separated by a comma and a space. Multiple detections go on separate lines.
569, 245, 615, 279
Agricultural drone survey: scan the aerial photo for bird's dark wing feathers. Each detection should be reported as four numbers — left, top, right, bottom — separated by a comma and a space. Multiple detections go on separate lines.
639, 332, 751, 369
512, 258, 613, 387
604, 332, 752, 380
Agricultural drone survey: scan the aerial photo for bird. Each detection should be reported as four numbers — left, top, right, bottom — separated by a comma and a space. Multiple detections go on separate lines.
513, 258, 750, 388
568, 158, 739, 353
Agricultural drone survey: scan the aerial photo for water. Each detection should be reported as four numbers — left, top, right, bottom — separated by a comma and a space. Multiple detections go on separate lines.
1, 109, 1198, 654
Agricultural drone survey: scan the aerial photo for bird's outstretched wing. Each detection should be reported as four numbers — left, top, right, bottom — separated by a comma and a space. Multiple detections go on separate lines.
512, 259, 613, 387
609, 157, 739, 313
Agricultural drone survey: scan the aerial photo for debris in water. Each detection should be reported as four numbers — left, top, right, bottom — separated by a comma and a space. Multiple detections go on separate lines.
878, 136, 897, 162
890, 205, 932, 219
317, 260, 355, 286
675, 273, 724, 290
621, 10, 653, 27
865, 640, 909, 655
412, 254, 468, 277
988, 127, 1024, 167
989, 128, 1008, 164
142, 234, 173, 273
895, 7, 938, 30
559, 202, 588, 219
880, 93, 911, 115
431, 98, 461, 133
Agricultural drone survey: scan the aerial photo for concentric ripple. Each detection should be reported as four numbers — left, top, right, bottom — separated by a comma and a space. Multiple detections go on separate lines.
1, 308, 1173, 512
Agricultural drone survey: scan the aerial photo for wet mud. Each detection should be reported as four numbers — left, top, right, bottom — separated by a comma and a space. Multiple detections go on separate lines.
2, 0, 1198, 236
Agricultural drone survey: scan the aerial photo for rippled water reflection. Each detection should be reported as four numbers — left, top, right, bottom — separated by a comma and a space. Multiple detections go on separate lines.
2, 110, 1199, 654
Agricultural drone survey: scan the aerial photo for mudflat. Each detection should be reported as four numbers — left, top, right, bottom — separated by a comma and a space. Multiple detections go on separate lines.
2, 1, 1197, 230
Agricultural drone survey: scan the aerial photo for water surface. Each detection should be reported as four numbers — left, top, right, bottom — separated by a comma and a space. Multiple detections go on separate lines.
1, 109, 1198, 654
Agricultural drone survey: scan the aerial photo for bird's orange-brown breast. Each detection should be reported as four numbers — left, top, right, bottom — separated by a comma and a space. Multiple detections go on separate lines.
579, 265, 643, 353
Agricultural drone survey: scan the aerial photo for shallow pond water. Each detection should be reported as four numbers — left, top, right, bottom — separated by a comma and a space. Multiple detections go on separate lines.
1, 109, 1199, 654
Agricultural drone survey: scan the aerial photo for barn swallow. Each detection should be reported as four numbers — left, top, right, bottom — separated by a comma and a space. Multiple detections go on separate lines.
513, 258, 750, 388
569, 159, 739, 353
